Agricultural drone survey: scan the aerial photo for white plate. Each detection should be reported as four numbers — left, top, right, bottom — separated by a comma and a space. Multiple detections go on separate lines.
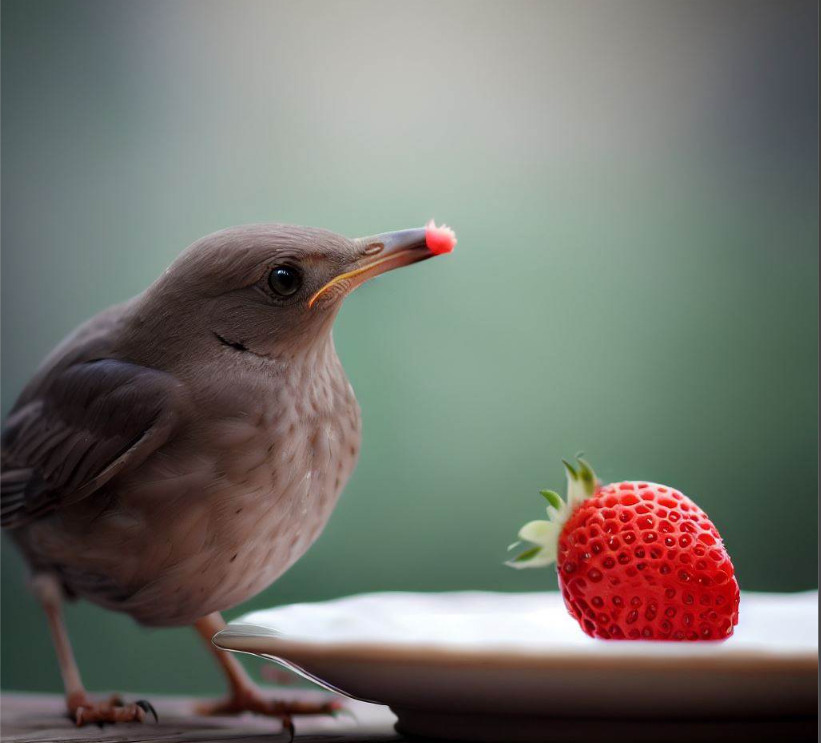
214, 591, 818, 742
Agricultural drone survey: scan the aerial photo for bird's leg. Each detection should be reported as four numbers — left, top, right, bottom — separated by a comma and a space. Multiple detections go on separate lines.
193, 612, 342, 734
31, 574, 157, 726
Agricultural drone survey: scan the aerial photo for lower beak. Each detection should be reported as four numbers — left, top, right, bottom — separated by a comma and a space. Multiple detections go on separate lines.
309, 227, 433, 307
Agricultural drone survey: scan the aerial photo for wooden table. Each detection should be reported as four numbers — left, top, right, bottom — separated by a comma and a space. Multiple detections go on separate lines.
0, 692, 404, 743
3, 693, 817, 743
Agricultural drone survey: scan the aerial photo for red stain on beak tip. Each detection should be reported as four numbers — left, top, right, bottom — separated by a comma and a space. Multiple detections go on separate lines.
425, 220, 457, 255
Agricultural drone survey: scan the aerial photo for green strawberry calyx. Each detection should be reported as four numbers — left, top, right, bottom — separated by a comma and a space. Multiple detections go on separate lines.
506, 456, 598, 569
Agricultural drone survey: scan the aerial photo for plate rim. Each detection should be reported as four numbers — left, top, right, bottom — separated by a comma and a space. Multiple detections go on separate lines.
213, 630, 819, 675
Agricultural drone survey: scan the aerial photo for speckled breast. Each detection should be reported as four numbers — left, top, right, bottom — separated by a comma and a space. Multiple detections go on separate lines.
91, 349, 362, 627
204, 404, 362, 616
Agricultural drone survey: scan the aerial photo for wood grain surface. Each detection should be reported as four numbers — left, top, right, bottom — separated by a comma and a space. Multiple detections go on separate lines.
0, 692, 403, 743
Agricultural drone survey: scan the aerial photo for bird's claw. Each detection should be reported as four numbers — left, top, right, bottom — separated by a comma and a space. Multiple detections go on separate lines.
282, 714, 295, 743
197, 691, 345, 739
71, 695, 158, 726
136, 699, 159, 723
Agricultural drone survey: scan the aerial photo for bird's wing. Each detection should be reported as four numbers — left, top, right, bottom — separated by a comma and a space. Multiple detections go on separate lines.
1, 359, 184, 529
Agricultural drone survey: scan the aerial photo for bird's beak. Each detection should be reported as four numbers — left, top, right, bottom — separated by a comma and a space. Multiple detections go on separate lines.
309, 227, 440, 308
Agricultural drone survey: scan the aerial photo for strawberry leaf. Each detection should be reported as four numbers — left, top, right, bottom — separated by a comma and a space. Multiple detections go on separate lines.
511, 546, 542, 562
576, 457, 596, 495
539, 489, 563, 510
562, 459, 578, 480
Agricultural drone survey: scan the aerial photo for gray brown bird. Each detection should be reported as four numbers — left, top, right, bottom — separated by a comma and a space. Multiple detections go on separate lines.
1, 221, 455, 727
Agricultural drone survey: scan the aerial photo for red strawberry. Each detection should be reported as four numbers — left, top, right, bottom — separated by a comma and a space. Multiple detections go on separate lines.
424, 219, 457, 254
508, 457, 740, 640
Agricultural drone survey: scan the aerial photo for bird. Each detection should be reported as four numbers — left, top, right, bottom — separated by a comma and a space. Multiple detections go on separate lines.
1, 221, 456, 728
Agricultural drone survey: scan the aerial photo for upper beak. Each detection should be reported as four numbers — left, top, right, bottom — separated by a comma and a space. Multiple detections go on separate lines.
308, 227, 434, 308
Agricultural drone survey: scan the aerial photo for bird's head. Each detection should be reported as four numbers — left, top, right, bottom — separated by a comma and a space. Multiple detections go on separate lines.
133, 222, 455, 364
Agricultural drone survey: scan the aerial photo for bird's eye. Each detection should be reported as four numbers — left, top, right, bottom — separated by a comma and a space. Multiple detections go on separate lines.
268, 266, 302, 297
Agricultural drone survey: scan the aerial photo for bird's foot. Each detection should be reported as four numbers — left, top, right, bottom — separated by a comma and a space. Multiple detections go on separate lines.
68, 692, 158, 727
196, 688, 344, 740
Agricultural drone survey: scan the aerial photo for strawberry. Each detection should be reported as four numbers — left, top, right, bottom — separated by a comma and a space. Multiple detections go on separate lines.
508, 457, 740, 640
424, 220, 457, 254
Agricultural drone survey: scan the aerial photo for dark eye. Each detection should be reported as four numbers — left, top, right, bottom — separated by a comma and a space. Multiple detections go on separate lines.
268, 266, 302, 297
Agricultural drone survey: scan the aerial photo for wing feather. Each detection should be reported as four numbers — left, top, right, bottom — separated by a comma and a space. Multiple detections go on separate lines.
1, 359, 184, 528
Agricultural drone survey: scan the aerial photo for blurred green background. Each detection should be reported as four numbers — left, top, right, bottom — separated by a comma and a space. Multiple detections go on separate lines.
1, 0, 817, 696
